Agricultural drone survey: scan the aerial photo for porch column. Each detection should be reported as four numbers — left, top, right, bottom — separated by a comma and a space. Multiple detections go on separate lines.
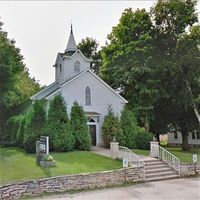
110, 142, 119, 159
150, 141, 159, 158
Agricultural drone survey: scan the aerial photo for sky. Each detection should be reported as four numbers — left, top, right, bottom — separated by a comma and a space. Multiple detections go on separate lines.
0, 1, 199, 86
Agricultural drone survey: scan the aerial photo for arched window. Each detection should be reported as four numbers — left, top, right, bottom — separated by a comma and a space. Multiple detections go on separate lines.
85, 86, 91, 105
74, 61, 80, 72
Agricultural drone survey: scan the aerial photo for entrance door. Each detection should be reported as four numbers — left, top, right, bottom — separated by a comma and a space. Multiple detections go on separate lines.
89, 125, 96, 146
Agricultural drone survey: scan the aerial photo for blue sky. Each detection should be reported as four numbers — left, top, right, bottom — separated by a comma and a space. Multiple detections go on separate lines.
0, 1, 199, 85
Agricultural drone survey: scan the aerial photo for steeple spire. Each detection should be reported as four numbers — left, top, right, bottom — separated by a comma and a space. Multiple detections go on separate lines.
65, 24, 77, 53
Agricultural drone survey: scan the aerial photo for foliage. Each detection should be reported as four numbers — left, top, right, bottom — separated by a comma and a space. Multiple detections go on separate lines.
102, 105, 121, 148
23, 100, 46, 153
150, 0, 199, 150
16, 115, 27, 147
45, 95, 74, 152
117, 107, 139, 148
100, 1, 200, 150
0, 21, 41, 142
78, 37, 102, 74
43, 154, 54, 162
135, 130, 153, 150
100, 8, 159, 131
70, 101, 91, 150
6, 115, 22, 145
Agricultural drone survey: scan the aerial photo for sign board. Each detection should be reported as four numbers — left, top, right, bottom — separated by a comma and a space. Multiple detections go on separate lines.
39, 136, 49, 155
193, 154, 197, 163
123, 158, 128, 168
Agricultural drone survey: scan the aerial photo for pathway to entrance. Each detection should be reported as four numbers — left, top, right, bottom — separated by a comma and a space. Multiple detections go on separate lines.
34, 177, 200, 200
91, 146, 153, 161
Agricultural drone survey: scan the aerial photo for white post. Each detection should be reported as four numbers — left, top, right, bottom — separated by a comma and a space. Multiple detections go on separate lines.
46, 136, 49, 155
150, 141, 159, 158
110, 142, 119, 159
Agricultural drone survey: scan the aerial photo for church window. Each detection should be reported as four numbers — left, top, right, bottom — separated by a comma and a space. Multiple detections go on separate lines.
174, 131, 178, 139
192, 131, 196, 139
74, 61, 80, 72
197, 131, 200, 139
85, 86, 91, 105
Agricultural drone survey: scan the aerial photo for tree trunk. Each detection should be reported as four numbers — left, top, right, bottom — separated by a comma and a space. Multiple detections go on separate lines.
144, 111, 150, 132
186, 81, 200, 125
182, 131, 190, 151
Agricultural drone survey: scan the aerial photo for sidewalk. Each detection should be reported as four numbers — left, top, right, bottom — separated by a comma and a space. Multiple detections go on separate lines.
91, 146, 154, 161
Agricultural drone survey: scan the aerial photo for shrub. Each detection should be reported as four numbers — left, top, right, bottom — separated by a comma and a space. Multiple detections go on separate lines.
16, 115, 27, 147
45, 95, 74, 152
70, 101, 91, 150
23, 100, 46, 153
6, 115, 22, 145
102, 105, 121, 148
135, 129, 153, 150
43, 154, 54, 162
117, 107, 139, 149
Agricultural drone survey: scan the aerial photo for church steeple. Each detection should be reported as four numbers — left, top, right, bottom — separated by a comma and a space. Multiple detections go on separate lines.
65, 24, 77, 53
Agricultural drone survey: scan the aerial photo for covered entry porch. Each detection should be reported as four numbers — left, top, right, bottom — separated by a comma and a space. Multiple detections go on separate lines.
85, 112, 101, 146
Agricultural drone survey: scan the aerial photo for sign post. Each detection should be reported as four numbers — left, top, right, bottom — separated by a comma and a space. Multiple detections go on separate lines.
193, 154, 198, 174
123, 157, 128, 168
193, 154, 197, 163
36, 136, 49, 164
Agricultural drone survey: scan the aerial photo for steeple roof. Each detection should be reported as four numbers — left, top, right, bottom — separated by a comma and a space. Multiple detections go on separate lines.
65, 24, 77, 53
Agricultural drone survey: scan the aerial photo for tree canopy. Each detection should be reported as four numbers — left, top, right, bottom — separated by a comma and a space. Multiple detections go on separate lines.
78, 37, 101, 75
0, 21, 41, 142
100, 0, 200, 150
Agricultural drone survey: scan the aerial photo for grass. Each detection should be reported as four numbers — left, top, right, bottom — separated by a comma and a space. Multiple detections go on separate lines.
164, 147, 200, 163
131, 149, 150, 156
0, 146, 121, 185
132, 147, 200, 163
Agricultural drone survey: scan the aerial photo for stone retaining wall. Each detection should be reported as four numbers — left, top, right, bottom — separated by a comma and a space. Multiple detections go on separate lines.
180, 163, 200, 176
0, 166, 144, 200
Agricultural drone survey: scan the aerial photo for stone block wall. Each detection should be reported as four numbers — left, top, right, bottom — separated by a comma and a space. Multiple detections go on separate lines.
180, 163, 200, 176
0, 166, 144, 200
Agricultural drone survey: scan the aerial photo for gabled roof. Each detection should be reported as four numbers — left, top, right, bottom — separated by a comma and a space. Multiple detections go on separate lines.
45, 69, 128, 104
53, 49, 93, 67
30, 82, 59, 100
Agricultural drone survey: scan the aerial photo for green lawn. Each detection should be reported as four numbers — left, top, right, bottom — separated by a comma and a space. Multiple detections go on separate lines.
164, 147, 200, 163
132, 149, 150, 156
0, 146, 121, 185
132, 147, 200, 163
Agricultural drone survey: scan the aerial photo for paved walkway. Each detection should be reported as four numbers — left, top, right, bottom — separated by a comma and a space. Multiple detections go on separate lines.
34, 177, 200, 200
91, 146, 154, 161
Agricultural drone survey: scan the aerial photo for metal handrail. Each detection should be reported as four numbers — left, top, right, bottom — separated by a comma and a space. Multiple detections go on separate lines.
152, 144, 181, 174
119, 146, 145, 167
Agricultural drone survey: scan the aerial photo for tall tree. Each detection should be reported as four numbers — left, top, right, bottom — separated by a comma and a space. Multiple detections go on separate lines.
70, 101, 91, 150
0, 21, 23, 138
45, 95, 74, 152
100, 8, 159, 131
78, 37, 101, 75
150, 0, 199, 150
0, 21, 41, 142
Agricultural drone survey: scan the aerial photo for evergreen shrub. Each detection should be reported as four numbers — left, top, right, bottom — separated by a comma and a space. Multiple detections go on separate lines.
45, 95, 74, 152
70, 101, 91, 150
102, 105, 121, 148
23, 100, 46, 153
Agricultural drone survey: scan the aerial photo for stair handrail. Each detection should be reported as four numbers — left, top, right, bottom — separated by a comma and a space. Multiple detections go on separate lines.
118, 146, 145, 167
152, 144, 181, 174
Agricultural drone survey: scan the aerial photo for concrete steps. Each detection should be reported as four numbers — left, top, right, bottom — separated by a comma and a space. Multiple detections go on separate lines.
144, 158, 179, 182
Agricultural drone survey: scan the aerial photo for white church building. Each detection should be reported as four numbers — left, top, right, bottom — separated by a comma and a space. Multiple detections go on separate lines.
30, 26, 127, 146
